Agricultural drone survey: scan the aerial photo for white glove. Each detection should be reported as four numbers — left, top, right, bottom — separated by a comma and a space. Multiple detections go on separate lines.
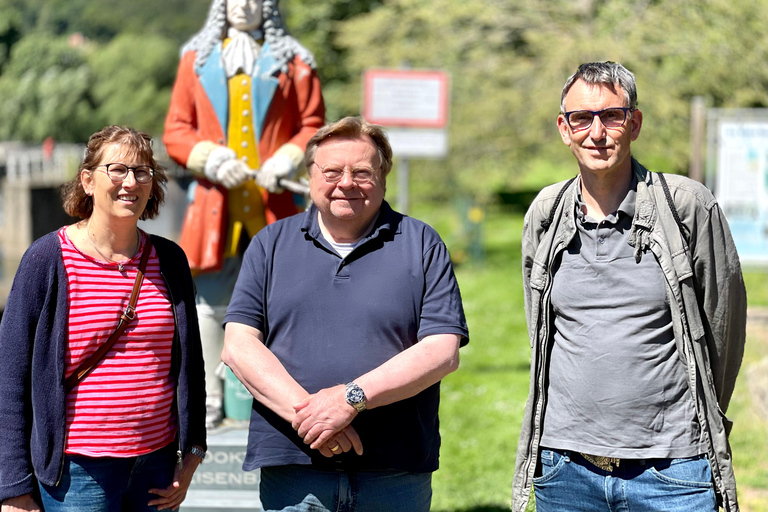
257, 154, 296, 193
216, 159, 253, 189
204, 146, 237, 183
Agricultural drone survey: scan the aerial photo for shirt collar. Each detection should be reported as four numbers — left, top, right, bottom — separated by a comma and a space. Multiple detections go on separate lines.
301, 200, 400, 242
574, 173, 638, 223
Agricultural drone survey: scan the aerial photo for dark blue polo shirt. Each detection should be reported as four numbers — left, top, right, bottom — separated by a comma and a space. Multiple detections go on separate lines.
224, 201, 469, 473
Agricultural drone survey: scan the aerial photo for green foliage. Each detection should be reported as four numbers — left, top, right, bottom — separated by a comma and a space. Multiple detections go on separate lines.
410, 203, 526, 511
76, 0, 211, 45
0, 34, 101, 142
88, 33, 179, 136
0, 0, 765, 195
330, 0, 767, 200
0, 0, 22, 72
2, 0, 210, 45
281, 0, 383, 122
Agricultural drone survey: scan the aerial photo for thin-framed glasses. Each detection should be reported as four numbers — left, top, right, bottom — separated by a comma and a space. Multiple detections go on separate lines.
95, 163, 154, 184
314, 163, 376, 185
563, 107, 633, 132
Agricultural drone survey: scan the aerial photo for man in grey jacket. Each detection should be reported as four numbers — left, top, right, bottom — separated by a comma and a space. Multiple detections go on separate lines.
513, 61, 747, 512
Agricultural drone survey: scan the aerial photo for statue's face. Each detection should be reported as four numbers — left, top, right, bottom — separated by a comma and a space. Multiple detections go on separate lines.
227, 0, 263, 31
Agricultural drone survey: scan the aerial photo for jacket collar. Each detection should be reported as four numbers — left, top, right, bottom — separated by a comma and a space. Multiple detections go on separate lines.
554, 157, 658, 262
627, 158, 658, 262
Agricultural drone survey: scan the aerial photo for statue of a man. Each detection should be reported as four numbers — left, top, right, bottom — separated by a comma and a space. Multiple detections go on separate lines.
164, 0, 324, 428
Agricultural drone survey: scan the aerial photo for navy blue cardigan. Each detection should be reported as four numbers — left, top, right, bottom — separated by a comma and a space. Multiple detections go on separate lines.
0, 231, 206, 501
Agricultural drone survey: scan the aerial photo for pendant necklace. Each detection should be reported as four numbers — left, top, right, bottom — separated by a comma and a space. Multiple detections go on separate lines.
85, 223, 141, 272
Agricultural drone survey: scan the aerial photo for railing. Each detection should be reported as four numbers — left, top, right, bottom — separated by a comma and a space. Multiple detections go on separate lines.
4, 144, 84, 185
2, 142, 190, 185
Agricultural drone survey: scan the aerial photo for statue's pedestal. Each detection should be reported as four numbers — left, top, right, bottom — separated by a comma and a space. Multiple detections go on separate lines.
182, 426, 262, 512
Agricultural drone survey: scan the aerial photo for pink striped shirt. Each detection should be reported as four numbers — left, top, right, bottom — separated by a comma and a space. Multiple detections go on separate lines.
60, 227, 177, 457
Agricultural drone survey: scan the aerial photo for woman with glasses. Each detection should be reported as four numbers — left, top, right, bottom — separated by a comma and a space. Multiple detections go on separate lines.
0, 126, 206, 512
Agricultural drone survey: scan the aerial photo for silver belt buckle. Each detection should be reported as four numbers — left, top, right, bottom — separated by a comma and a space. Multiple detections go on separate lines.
580, 452, 621, 472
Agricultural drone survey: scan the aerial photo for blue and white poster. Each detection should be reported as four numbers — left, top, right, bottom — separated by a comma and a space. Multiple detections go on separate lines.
716, 121, 768, 267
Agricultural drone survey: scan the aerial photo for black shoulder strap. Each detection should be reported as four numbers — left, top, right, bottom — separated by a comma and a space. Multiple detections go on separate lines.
540, 176, 577, 232
656, 172, 691, 246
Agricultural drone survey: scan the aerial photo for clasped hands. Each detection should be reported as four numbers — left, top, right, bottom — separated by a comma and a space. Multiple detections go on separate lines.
291, 384, 363, 458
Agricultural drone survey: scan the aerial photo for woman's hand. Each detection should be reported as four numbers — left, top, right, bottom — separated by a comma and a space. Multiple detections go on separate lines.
1, 493, 41, 512
147, 451, 203, 511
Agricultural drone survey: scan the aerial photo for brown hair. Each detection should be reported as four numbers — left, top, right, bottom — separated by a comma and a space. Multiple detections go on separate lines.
304, 117, 393, 177
62, 126, 167, 220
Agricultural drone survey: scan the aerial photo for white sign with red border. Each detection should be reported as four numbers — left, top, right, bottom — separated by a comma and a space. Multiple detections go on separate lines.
363, 69, 449, 128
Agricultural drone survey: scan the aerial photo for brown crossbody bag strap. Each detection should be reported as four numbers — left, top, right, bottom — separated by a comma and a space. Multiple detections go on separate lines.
64, 239, 152, 392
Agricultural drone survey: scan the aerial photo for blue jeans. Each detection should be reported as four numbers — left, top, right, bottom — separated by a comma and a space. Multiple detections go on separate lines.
533, 448, 717, 512
39, 443, 177, 512
260, 465, 432, 512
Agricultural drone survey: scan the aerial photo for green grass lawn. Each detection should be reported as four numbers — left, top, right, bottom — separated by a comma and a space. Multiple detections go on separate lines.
411, 204, 767, 512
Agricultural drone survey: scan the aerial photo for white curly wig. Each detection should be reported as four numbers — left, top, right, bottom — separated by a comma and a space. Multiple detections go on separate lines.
180, 0, 316, 74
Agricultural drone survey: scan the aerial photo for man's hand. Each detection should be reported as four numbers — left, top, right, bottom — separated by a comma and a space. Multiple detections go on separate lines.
315, 425, 364, 457
292, 384, 358, 449
1, 493, 41, 512
147, 452, 202, 511
257, 154, 295, 193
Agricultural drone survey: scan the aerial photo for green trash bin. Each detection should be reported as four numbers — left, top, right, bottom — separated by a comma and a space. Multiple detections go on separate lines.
224, 367, 253, 420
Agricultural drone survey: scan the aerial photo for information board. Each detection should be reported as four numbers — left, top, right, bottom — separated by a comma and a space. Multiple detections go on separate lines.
713, 117, 768, 266
363, 69, 449, 128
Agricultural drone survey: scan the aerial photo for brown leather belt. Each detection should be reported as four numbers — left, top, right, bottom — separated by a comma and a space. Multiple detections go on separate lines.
579, 452, 622, 472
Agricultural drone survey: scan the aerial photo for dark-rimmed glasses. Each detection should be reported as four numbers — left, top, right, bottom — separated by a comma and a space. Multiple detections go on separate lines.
314, 163, 376, 185
563, 107, 633, 132
95, 163, 154, 184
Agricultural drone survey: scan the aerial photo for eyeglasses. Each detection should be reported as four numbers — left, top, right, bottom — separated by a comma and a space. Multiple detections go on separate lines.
95, 163, 154, 184
314, 163, 376, 185
563, 107, 633, 132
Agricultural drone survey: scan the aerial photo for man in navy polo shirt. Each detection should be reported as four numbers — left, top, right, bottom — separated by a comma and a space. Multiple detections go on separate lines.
222, 116, 469, 511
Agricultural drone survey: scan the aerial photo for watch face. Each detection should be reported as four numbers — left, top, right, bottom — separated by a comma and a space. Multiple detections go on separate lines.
347, 387, 365, 404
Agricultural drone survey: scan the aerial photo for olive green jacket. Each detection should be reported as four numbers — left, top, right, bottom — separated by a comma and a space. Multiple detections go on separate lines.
513, 159, 747, 512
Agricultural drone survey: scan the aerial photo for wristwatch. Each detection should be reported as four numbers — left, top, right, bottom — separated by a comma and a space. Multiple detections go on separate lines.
187, 446, 207, 460
345, 382, 367, 413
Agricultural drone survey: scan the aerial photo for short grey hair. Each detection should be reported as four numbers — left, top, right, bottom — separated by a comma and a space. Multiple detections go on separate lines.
560, 61, 638, 112
305, 117, 393, 178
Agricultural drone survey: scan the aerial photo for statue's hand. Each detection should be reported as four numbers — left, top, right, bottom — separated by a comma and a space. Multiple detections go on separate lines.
216, 159, 253, 188
204, 146, 237, 183
257, 154, 296, 193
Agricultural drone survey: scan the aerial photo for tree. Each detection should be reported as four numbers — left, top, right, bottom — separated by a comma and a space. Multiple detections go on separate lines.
281, 0, 383, 122
0, 0, 22, 73
330, 0, 768, 200
88, 33, 178, 137
0, 34, 101, 142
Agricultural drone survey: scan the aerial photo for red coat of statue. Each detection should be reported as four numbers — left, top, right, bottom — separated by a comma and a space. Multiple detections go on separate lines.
164, 37, 324, 269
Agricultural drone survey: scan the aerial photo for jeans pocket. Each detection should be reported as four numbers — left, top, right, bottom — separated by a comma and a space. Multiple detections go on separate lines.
533, 449, 567, 484
648, 456, 714, 488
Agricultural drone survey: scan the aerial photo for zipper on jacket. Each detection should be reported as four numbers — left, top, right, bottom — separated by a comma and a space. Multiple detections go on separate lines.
160, 270, 185, 462
522, 241, 563, 502
652, 242, 727, 503
55, 421, 67, 486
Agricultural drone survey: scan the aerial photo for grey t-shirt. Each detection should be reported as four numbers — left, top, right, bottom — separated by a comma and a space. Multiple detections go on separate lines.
540, 178, 704, 459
